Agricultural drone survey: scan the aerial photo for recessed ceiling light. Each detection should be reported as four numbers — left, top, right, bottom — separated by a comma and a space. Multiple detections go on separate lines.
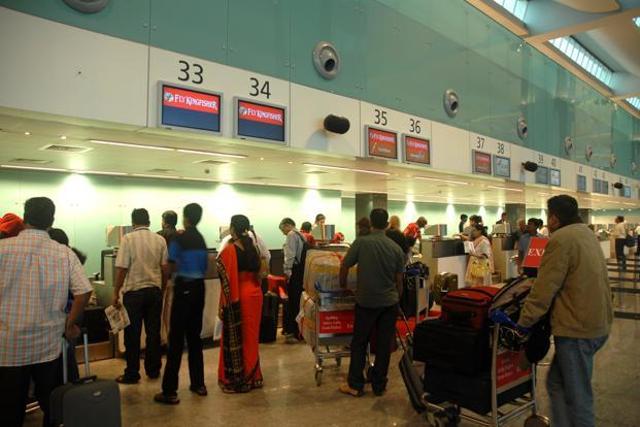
259, 157, 265, 161
288, 161, 293, 164
487, 186, 523, 192
89, 139, 174, 152
24, 131, 31, 136
176, 149, 247, 159
1, 164, 68, 172
60, 135, 67, 140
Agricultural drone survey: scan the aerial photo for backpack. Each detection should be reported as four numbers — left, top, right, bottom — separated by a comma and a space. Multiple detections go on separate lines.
294, 230, 310, 270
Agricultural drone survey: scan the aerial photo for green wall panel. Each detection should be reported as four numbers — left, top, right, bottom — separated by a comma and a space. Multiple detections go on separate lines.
0, 0, 151, 44
149, 0, 227, 63
227, 0, 291, 80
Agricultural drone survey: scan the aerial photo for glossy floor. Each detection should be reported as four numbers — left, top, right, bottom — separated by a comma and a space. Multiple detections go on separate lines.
25, 317, 639, 427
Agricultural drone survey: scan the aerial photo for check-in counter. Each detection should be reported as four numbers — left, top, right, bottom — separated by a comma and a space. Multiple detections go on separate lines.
491, 235, 518, 281
421, 238, 468, 290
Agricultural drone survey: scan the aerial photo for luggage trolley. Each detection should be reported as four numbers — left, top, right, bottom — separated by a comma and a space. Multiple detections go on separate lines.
311, 288, 356, 386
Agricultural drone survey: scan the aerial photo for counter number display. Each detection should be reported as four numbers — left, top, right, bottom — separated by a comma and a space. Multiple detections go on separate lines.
402, 135, 430, 165
493, 155, 511, 178
535, 166, 549, 185
366, 127, 398, 160
549, 168, 561, 187
472, 150, 492, 175
234, 98, 286, 143
577, 174, 587, 192
160, 83, 221, 133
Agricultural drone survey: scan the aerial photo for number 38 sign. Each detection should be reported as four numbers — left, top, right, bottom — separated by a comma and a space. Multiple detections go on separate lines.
470, 133, 510, 157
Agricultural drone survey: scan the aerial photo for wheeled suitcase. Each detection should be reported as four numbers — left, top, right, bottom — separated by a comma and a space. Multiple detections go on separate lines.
440, 286, 500, 330
50, 332, 121, 427
413, 318, 490, 375
397, 308, 427, 413
259, 291, 279, 343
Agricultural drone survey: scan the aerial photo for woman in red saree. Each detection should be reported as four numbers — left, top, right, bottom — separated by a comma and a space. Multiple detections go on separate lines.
217, 215, 264, 393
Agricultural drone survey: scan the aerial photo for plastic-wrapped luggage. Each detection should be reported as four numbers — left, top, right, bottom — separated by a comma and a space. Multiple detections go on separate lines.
303, 249, 357, 298
298, 291, 317, 346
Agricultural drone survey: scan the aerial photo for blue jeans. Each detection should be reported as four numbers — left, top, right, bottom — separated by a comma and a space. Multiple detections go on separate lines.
547, 335, 608, 427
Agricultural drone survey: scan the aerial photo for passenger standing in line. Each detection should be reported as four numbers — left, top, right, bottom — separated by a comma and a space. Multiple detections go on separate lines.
512, 218, 526, 246
299, 221, 317, 248
158, 210, 179, 245
279, 218, 307, 343
113, 208, 168, 384
0, 212, 24, 238
461, 215, 482, 240
458, 214, 468, 234
388, 215, 401, 231
48, 228, 88, 383
358, 217, 372, 237
339, 209, 405, 397
217, 215, 264, 393
0, 197, 92, 427
155, 203, 208, 404
465, 224, 494, 286
519, 195, 612, 427
403, 216, 427, 242
613, 215, 627, 271
516, 218, 541, 274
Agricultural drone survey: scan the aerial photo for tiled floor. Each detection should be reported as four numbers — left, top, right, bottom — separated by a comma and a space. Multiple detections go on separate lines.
24, 293, 639, 426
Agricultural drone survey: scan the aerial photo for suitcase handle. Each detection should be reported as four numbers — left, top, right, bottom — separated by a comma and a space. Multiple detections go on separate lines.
61, 328, 91, 385
448, 288, 495, 300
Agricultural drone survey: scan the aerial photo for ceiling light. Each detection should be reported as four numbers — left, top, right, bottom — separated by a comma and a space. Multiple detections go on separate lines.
24, 131, 31, 136
538, 193, 550, 197
73, 170, 128, 176
89, 139, 174, 152
132, 173, 181, 179
60, 135, 67, 140
176, 149, 247, 159
288, 161, 293, 164
303, 163, 390, 176
487, 186, 523, 192
414, 176, 469, 186
259, 157, 265, 161
1, 164, 68, 172
623, 202, 635, 206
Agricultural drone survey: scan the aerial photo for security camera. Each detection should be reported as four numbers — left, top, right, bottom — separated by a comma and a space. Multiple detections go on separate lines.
443, 89, 459, 118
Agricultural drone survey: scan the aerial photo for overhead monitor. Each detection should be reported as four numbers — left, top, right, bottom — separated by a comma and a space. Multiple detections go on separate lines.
493, 155, 511, 178
577, 175, 587, 192
623, 186, 632, 198
602, 180, 609, 195
473, 150, 492, 175
366, 127, 398, 160
402, 135, 430, 165
234, 98, 286, 143
160, 83, 221, 133
549, 168, 561, 187
535, 166, 549, 185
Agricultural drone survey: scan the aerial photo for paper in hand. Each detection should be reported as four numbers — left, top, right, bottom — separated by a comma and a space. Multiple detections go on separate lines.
104, 304, 131, 334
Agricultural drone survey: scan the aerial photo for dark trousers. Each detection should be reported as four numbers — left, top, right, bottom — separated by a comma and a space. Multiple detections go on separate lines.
615, 238, 626, 271
348, 304, 397, 392
0, 357, 62, 427
123, 286, 163, 379
284, 264, 303, 336
636, 236, 640, 256
162, 278, 205, 395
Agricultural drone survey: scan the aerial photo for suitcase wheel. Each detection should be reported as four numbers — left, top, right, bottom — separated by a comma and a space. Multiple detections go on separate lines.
524, 414, 550, 427
315, 364, 323, 386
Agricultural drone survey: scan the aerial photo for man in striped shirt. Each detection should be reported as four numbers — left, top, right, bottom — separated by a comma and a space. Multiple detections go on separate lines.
0, 197, 92, 427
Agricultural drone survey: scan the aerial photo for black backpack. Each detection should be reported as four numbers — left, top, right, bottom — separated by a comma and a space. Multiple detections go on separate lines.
294, 231, 310, 271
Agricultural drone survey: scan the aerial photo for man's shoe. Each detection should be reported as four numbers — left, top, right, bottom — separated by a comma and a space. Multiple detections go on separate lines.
285, 335, 299, 344
115, 375, 139, 385
338, 383, 364, 397
372, 388, 386, 397
154, 392, 180, 405
189, 385, 208, 396
147, 372, 160, 380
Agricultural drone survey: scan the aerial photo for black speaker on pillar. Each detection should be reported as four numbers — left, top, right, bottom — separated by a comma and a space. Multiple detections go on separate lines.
522, 161, 538, 172
613, 182, 624, 190
323, 114, 350, 134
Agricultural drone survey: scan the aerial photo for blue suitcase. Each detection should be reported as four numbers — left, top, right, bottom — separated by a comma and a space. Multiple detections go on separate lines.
50, 333, 121, 427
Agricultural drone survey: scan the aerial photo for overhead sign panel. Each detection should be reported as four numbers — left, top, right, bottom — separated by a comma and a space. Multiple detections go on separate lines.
366, 127, 398, 160
493, 155, 511, 178
235, 98, 286, 143
402, 135, 430, 165
535, 166, 549, 185
577, 174, 587, 192
473, 150, 492, 175
160, 83, 221, 133
549, 168, 561, 187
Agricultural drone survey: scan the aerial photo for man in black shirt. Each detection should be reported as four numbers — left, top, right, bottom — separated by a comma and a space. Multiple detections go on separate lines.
458, 214, 468, 233
157, 210, 178, 245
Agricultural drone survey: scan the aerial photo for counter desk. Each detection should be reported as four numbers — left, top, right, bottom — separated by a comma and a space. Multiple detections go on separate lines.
420, 238, 467, 292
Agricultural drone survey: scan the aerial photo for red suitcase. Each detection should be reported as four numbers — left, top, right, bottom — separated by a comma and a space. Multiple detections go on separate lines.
440, 286, 500, 330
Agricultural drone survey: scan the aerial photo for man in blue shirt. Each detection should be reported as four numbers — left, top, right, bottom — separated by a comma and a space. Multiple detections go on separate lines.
517, 218, 541, 273
155, 203, 208, 405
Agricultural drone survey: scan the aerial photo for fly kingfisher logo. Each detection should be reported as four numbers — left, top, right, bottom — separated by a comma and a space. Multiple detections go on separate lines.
164, 92, 174, 103
162, 86, 219, 114
238, 102, 284, 126
369, 129, 395, 143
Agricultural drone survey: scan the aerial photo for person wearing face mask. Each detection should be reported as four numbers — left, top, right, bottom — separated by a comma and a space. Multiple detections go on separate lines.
518, 195, 612, 427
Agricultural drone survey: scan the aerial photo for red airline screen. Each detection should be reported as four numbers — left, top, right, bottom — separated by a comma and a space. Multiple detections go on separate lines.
367, 127, 398, 160
404, 135, 430, 165
473, 150, 492, 175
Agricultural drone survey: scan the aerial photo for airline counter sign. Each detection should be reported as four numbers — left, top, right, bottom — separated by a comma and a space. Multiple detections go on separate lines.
236, 99, 286, 143
161, 84, 221, 132
367, 127, 398, 160
403, 135, 430, 165
522, 237, 549, 269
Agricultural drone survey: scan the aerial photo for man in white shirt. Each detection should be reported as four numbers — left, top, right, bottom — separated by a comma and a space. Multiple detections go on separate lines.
613, 215, 627, 271
114, 208, 168, 384
279, 218, 306, 343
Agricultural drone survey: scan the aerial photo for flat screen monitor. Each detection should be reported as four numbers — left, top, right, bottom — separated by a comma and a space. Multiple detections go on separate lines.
493, 155, 511, 178
549, 168, 561, 187
602, 181, 609, 195
402, 135, 430, 165
577, 175, 587, 192
535, 166, 549, 185
624, 186, 632, 198
235, 98, 286, 143
473, 150, 492, 175
160, 84, 221, 133
593, 179, 600, 194
366, 127, 398, 160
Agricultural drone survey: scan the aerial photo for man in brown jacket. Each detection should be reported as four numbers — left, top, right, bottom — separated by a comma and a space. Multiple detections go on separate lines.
519, 195, 612, 427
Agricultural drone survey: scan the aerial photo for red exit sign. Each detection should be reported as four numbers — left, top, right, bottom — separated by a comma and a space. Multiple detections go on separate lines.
522, 237, 549, 269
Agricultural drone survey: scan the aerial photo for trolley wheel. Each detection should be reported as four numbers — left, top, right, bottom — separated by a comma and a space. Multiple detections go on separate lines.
336, 357, 342, 367
523, 414, 550, 427
314, 364, 323, 386
426, 407, 460, 427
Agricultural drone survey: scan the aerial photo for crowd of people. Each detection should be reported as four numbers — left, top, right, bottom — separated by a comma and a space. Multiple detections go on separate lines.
0, 196, 615, 427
